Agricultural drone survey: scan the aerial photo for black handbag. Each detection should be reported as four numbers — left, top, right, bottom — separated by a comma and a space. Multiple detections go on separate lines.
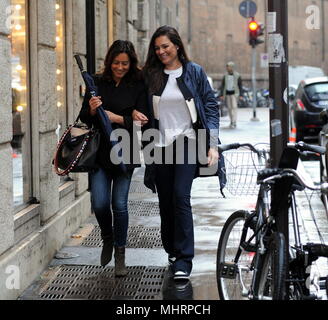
53, 117, 100, 176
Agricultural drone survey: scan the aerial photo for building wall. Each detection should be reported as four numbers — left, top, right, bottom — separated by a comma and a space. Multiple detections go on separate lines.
110, 0, 328, 89
0, 0, 91, 299
186, 0, 328, 87
289, 0, 327, 70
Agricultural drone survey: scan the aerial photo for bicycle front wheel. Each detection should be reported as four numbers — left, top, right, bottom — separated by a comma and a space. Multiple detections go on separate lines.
256, 232, 287, 300
216, 210, 256, 300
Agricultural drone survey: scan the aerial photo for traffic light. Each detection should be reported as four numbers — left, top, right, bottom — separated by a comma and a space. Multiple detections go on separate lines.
248, 18, 265, 47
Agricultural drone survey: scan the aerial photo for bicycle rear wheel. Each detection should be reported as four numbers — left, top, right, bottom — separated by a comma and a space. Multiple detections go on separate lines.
216, 210, 256, 300
256, 232, 287, 300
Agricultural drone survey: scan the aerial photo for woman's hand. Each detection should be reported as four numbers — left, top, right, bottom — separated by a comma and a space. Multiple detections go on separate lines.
89, 96, 102, 116
132, 110, 149, 126
105, 110, 124, 125
208, 148, 219, 167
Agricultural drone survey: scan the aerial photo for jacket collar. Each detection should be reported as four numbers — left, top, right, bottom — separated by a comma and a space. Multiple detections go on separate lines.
154, 61, 192, 98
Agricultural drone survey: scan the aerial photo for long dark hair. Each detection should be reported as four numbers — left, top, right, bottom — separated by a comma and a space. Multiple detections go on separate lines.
102, 40, 141, 84
143, 26, 190, 94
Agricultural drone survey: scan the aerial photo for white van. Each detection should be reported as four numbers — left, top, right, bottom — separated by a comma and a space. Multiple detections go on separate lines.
289, 65, 326, 89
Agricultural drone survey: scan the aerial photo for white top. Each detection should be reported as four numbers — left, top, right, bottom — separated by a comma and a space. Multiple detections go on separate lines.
226, 75, 235, 91
157, 67, 196, 147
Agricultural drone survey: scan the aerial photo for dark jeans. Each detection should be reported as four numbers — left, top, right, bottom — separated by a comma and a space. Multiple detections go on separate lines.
155, 137, 197, 274
89, 168, 134, 247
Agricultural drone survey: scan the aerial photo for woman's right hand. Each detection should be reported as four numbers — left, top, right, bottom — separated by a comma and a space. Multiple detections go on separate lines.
132, 110, 148, 126
89, 96, 102, 116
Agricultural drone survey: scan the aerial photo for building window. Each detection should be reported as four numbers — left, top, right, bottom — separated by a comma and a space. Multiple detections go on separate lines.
10, 0, 31, 208
55, 0, 66, 139
55, 0, 68, 185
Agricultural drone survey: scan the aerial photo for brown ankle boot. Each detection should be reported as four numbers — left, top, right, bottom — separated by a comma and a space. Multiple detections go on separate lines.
114, 246, 128, 277
100, 235, 114, 267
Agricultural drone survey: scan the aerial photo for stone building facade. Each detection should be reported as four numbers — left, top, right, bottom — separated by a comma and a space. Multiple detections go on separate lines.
114, 0, 328, 87
168, 0, 327, 88
0, 0, 327, 299
0, 0, 93, 300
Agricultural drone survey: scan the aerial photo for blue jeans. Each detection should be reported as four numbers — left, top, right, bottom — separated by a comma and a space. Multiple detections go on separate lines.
89, 168, 134, 247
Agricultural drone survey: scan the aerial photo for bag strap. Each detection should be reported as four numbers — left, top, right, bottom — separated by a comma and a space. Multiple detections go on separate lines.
75, 113, 94, 129
73, 114, 80, 125
53, 125, 91, 176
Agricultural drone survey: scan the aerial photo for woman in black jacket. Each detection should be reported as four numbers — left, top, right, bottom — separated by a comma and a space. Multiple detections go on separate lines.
79, 40, 148, 276
143, 26, 220, 280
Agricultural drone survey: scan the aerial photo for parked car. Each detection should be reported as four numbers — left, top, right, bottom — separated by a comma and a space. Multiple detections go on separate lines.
291, 76, 328, 141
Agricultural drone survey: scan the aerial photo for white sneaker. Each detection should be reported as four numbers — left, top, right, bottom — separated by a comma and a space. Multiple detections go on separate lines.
174, 270, 190, 280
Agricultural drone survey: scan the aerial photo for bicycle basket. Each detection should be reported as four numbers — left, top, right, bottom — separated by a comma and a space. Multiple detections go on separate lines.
224, 149, 269, 196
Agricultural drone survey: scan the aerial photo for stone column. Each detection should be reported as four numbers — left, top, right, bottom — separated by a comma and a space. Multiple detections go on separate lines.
113, 0, 127, 40
136, 0, 150, 65
71, 0, 89, 197
127, 0, 138, 44
95, 0, 109, 71
36, 0, 60, 223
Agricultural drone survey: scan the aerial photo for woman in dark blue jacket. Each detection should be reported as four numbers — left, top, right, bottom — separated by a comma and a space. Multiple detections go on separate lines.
142, 25, 220, 280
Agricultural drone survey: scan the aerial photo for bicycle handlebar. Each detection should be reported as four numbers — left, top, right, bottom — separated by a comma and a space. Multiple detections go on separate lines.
219, 141, 325, 156
218, 143, 259, 154
288, 141, 326, 155
262, 168, 328, 194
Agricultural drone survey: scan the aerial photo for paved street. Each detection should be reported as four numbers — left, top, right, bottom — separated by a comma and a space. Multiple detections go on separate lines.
19, 108, 328, 300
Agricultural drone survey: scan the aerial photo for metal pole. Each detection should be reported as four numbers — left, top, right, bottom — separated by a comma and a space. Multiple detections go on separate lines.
188, 0, 192, 44
251, 46, 259, 121
86, 0, 96, 75
187, 0, 192, 55
321, 0, 325, 63
268, 0, 289, 284
268, 0, 289, 168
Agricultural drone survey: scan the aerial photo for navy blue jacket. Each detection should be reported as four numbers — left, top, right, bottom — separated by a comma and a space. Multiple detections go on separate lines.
144, 61, 226, 192
147, 61, 219, 147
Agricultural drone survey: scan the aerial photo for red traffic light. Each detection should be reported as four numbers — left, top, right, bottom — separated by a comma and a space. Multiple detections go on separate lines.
249, 21, 259, 31
248, 18, 264, 47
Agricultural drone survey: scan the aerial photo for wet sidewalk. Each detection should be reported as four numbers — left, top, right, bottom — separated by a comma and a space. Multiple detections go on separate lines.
19, 108, 328, 300
18, 165, 224, 300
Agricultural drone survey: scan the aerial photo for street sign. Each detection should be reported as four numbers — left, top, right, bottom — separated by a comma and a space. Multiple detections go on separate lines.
260, 53, 269, 68
239, 0, 257, 18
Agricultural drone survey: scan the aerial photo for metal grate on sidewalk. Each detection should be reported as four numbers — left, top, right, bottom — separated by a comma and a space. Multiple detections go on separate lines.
128, 200, 160, 217
129, 181, 153, 194
39, 265, 165, 300
81, 225, 163, 249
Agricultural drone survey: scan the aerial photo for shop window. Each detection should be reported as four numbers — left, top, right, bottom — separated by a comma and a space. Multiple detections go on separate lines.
55, 0, 67, 139
55, 0, 68, 185
9, 0, 31, 208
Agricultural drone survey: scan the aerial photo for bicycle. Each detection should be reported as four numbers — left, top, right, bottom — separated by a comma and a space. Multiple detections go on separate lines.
216, 141, 328, 300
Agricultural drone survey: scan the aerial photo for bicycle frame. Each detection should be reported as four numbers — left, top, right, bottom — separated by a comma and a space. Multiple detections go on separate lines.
235, 147, 301, 300
230, 180, 275, 299
249, 185, 272, 299
289, 191, 302, 250
217, 141, 327, 300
